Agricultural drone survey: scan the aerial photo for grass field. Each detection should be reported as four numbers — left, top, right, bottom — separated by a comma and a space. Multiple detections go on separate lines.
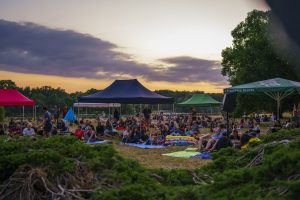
113, 143, 211, 169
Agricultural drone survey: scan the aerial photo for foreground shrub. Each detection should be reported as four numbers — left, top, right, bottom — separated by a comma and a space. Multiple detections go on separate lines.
0, 129, 299, 199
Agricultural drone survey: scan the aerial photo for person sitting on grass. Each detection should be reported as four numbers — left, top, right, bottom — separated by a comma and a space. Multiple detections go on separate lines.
198, 124, 227, 151
229, 129, 241, 148
145, 130, 158, 145
104, 120, 113, 136
121, 127, 131, 143
85, 125, 102, 143
186, 121, 199, 136
241, 132, 260, 149
51, 126, 58, 136
22, 123, 35, 138
251, 122, 261, 136
283, 119, 292, 129
208, 131, 232, 152
74, 125, 85, 140
161, 123, 170, 137
57, 119, 67, 132
267, 120, 282, 134
96, 121, 105, 137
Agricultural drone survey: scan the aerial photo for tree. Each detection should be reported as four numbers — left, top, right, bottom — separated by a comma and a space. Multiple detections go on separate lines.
221, 10, 300, 115
0, 80, 17, 89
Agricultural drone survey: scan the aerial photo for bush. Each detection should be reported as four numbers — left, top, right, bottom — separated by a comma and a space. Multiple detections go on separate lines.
0, 129, 299, 200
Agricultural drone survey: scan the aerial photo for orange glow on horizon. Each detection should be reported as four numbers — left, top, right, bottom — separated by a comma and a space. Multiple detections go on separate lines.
0, 71, 228, 93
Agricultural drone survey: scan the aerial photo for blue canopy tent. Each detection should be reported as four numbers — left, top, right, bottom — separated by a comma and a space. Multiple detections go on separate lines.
64, 107, 76, 121
78, 79, 174, 104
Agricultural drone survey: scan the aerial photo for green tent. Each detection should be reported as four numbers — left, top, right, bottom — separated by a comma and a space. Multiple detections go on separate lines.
224, 78, 300, 119
178, 94, 220, 106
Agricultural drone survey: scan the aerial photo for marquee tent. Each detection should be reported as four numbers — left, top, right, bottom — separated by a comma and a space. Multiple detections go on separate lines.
0, 89, 36, 120
224, 78, 300, 119
178, 94, 220, 106
78, 79, 173, 104
0, 89, 35, 106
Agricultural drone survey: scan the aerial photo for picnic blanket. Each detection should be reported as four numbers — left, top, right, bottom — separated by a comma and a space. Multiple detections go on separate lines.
165, 135, 198, 146
86, 140, 109, 145
192, 152, 213, 159
126, 143, 165, 149
162, 150, 199, 158
185, 147, 198, 151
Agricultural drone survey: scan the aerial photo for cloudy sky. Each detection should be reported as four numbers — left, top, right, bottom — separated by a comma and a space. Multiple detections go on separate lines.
0, 0, 268, 92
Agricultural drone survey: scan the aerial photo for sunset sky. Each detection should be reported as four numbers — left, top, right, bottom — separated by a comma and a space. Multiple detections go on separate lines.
0, 0, 268, 93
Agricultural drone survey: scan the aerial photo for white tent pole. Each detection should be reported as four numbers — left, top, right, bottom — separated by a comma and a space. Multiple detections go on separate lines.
22, 106, 24, 121
109, 107, 111, 119
264, 90, 295, 120
32, 106, 34, 120
34, 106, 36, 122
276, 97, 280, 120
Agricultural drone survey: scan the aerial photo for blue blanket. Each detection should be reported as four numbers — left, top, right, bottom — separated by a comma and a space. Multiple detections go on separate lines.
192, 152, 213, 159
126, 143, 165, 149
87, 140, 109, 144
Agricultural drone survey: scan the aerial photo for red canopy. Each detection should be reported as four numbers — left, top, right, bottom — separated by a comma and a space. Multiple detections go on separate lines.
0, 89, 35, 106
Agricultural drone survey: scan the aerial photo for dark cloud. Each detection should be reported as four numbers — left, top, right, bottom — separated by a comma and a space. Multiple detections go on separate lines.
156, 56, 227, 85
0, 19, 226, 85
0, 19, 155, 79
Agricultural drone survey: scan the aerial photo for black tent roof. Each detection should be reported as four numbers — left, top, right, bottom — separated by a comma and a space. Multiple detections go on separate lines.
78, 79, 174, 104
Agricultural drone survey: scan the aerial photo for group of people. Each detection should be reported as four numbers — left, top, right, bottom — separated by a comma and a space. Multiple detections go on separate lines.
0, 106, 69, 139
1, 104, 298, 154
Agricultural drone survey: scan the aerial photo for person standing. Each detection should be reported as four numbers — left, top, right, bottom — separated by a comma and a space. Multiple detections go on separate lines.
113, 108, 120, 121
62, 106, 68, 118
53, 106, 60, 125
43, 107, 52, 138
143, 106, 151, 124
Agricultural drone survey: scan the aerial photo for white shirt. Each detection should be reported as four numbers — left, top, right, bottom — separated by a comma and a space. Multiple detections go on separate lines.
122, 130, 130, 138
253, 125, 260, 131
23, 128, 35, 136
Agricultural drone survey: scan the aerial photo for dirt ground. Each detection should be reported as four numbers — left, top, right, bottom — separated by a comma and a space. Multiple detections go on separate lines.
113, 143, 211, 169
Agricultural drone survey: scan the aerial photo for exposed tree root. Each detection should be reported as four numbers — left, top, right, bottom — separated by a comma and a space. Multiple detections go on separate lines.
189, 170, 214, 185
0, 160, 108, 200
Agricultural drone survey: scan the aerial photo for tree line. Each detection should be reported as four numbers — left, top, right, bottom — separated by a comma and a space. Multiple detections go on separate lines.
0, 80, 223, 118
1, 10, 300, 119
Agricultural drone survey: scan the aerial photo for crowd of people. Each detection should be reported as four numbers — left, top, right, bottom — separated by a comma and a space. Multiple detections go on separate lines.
1, 106, 299, 153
